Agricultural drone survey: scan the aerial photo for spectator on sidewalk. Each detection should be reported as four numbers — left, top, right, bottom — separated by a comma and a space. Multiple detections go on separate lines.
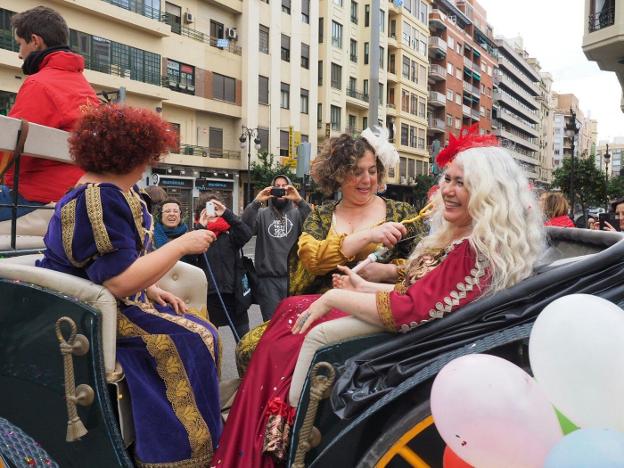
242, 175, 311, 320
540, 192, 575, 228
0, 6, 98, 232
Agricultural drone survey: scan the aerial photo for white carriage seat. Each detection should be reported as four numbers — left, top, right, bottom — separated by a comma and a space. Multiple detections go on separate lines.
0, 203, 55, 238
288, 316, 386, 407
0, 255, 208, 382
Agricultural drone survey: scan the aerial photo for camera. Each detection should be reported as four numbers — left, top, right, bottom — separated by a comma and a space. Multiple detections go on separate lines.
270, 187, 286, 197
205, 201, 216, 216
599, 212, 619, 231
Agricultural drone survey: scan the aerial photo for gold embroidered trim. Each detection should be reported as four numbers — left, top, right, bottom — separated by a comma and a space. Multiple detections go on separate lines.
135, 453, 212, 468
141, 334, 212, 461
85, 185, 114, 255
393, 281, 408, 294
61, 199, 89, 268
117, 311, 147, 337
397, 253, 489, 334
376, 291, 397, 332
123, 298, 218, 366
123, 189, 147, 250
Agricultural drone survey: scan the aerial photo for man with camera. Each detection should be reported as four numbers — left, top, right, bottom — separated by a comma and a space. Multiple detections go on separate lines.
242, 175, 311, 320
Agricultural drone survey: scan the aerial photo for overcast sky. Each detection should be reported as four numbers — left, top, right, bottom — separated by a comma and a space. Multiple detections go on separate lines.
478, 0, 624, 142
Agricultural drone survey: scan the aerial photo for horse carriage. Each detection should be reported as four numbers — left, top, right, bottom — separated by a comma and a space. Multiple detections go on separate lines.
1, 114, 624, 467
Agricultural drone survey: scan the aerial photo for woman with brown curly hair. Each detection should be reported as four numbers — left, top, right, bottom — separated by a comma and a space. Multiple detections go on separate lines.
37, 104, 222, 466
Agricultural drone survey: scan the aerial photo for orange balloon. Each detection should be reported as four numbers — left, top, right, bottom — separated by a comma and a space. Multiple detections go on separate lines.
443, 445, 473, 468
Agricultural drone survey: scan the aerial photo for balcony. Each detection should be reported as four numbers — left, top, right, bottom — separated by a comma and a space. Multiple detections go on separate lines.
427, 117, 446, 133
494, 90, 539, 124
101, 0, 162, 20
588, 5, 615, 32
428, 91, 446, 107
463, 81, 480, 97
163, 76, 195, 95
471, 108, 481, 120
495, 128, 539, 152
428, 36, 447, 57
179, 144, 241, 159
463, 56, 476, 72
179, 27, 242, 55
462, 104, 472, 117
346, 88, 370, 102
429, 9, 447, 32
428, 64, 446, 82
497, 108, 540, 137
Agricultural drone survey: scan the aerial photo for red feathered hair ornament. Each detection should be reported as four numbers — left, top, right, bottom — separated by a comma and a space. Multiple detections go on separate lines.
435, 124, 499, 168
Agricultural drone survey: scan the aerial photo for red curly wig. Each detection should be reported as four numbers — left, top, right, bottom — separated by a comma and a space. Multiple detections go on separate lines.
69, 104, 176, 175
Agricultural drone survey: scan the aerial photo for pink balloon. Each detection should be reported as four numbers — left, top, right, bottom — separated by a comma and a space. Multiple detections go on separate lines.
431, 354, 563, 468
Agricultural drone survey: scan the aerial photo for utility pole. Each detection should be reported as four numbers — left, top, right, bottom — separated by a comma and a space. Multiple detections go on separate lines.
368, 0, 380, 128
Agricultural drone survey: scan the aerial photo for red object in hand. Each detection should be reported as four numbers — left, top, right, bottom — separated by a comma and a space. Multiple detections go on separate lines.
443, 445, 473, 468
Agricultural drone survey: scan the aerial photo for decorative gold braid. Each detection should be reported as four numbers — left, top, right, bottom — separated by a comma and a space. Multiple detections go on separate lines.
61, 199, 89, 268
135, 453, 212, 468
117, 311, 147, 338
375, 291, 397, 332
141, 334, 212, 461
123, 298, 218, 364
123, 189, 147, 250
85, 185, 114, 255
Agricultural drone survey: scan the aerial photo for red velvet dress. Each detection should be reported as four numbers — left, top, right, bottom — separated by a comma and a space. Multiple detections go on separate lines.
212, 239, 489, 467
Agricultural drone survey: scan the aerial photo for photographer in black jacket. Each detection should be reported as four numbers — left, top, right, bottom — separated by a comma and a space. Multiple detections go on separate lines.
194, 193, 253, 337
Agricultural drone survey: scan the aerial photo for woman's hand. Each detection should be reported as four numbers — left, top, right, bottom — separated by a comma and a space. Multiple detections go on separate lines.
602, 221, 617, 232
332, 265, 367, 291
211, 199, 227, 216
284, 185, 303, 203
357, 262, 399, 283
174, 229, 216, 255
291, 294, 332, 334
368, 222, 407, 248
146, 285, 188, 314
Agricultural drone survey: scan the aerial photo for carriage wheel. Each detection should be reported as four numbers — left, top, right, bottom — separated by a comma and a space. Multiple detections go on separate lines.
357, 400, 444, 468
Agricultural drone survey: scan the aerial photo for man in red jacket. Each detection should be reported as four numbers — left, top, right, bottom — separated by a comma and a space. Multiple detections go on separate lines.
0, 6, 98, 224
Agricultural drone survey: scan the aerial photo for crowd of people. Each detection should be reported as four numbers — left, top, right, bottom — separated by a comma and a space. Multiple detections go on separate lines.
2, 5, 623, 468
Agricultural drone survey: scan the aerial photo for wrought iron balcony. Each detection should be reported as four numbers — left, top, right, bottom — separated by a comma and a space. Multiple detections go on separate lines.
346, 88, 370, 102
588, 5, 616, 32
178, 144, 241, 159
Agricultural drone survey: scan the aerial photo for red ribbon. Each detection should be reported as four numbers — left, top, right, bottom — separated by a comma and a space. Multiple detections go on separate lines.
435, 123, 499, 168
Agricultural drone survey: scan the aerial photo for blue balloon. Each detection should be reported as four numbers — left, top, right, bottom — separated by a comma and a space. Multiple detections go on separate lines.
545, 428, 624, 468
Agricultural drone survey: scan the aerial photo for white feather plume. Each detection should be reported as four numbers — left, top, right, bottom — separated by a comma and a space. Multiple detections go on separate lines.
360, 127, 399, 169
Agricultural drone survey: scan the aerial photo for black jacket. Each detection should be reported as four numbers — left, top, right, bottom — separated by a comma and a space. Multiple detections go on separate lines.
192, 209, 252, 295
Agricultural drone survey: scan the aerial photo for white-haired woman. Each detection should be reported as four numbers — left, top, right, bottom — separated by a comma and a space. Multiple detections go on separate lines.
213, 126, 545, 467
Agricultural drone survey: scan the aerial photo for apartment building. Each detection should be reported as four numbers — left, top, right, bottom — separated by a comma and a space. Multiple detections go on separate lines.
527, 58, 555, 186
582, 0, 623, 112
552, 93, 595, 174
426, 0, 495, 171
316, 0, 431, 202
0, 0, 242, 218
491, 37, 542, 182
241, 0, 317, 183
596, 138, 624, 178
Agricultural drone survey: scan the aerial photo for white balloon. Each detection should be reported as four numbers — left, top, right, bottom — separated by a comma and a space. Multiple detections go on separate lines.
529, 294, 624, 431
431, 354, 562, 468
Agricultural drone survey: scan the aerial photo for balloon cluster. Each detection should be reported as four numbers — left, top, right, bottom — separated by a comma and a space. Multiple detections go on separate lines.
430, 294, 624, 467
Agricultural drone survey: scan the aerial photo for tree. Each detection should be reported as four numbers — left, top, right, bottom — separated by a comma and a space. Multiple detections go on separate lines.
249, 152, 297, 192
551, 156, 606, 215
411, 174, 437, 210
607, 175, 624, 202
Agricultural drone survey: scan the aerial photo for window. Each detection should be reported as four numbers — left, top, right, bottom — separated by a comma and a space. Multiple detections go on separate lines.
212, 72, 235, 102
281, 34, 290, 62
259, 75, 269, 105
302, 0, 310, 23
402, 56, 410, 79
351, 1, 358, 23
258, 128, 270, 152
419, 65, 426, 85
455, 94, 461, 105
401, 124, 409, 145
365, 4, 370, 26
167, 59, 195, 94
331, 21, 343, 48
210, 20, 224, 39
333, 0, 344, 5
280, 82, 290, 109
318, 60, 323, 85
364, 42, 369, 64
165, 2, 181, 34
401, 90, 410, 112
168, 123, 181, 152
363, 79, 369, 96
455, 118, 461, 129
408, 158, 415, 176
400, 157, 407, 178
410, 94, 417, 115
446, 89, 453, 101
418, 100, 425, 118
301, 43, 309, 69
349, 76, 356, 92
209, 127, 223, 156
282, 0, 291, 14
379, 83, 384, 105
331, 63, 342, 89
348, 114, 357, 130
300, 89, 309, 114
350, 39, 358, 62
417, 128, 425, 149
259, 25, 269, 54
379, 46, 384, 69
319, 18, 324, 43
330, 105, 341, 130
380, 9, 385, 32
448, 36, 454, 48
419, 1, 428, 23
388, 53, 395, 73
317, 103, 323, 126
447, 63, 454, 74
280, 130, 289, 156
362, 116, 368, 129
446, 114, 453, 126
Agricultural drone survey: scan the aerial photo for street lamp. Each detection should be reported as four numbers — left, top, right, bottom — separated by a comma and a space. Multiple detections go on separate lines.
239, 127, 262, 206
565, 108, 579, 218
604, 143, 611, 211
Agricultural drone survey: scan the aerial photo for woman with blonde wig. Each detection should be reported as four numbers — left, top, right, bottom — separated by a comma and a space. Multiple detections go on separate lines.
213, 125, 545, 467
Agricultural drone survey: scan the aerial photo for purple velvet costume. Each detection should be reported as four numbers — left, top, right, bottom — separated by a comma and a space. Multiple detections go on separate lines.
38, 183, 221, 467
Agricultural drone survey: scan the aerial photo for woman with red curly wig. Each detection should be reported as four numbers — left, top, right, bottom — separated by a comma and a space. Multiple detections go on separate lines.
38, 104, 222, 466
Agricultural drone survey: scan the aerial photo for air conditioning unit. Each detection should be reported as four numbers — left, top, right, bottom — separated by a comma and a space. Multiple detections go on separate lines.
226, 27, 238, 40
184, 11, 194, 23
400, 176, 407, 185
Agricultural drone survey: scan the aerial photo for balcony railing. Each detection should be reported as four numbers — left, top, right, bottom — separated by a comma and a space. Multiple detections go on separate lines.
179, 26, 242, 55
346, 88, 370, 102
428, 117, 446, 131
588, 5, 616, 32
162, 76, 196, 95
179, 144, 241, 159
101, 0, 162, 20
428, 91, 446, 106
428, 36, 447, 54
429, 64, 446, 80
